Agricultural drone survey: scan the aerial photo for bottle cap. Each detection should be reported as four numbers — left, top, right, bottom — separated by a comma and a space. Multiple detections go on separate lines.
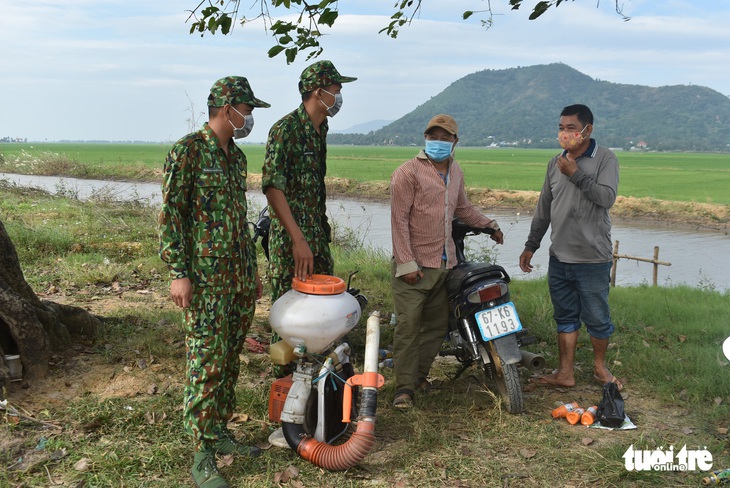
292, 274, 346, 295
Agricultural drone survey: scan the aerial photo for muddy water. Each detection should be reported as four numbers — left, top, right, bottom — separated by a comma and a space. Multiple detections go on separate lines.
2, 172, 728, 292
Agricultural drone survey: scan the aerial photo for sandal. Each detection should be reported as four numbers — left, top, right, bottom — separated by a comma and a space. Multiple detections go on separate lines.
393, 392, 414, 410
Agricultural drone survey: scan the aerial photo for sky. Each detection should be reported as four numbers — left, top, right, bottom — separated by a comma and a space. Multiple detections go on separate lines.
1, 0, 729, 143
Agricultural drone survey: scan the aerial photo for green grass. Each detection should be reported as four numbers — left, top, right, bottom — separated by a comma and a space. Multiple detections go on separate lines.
2, 154, 730, 487
2, 143, 730, 205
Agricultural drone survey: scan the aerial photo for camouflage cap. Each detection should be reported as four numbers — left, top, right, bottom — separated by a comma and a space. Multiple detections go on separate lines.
425, 114, 458, 136
299, 60, 357, 95
207, 76, 271, 108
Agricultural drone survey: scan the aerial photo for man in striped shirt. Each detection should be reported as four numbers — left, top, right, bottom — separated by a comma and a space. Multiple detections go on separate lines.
390, 114, 504, 409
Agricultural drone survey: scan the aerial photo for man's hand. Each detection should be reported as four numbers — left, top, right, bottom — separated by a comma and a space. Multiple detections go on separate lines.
401, 270, 424, 285
519, 250, 534, 273
490, 230, 504, 245
170, 277, 193, 308
557, 154, 578, 177
293, 237, 314, 281
255, 272, 263, 300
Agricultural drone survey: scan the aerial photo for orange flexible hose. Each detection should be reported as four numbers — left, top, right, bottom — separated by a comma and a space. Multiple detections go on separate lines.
296, 418, 376, 470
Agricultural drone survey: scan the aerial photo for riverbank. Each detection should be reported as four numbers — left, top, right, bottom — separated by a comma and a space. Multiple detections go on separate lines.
249, 174, 730, 232
2, 143, 729, 231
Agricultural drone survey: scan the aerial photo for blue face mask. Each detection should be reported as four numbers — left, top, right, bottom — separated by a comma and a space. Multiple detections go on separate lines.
424, 139, 454, 162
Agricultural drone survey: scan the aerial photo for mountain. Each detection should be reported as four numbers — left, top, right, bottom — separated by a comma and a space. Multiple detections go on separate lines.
332, 119, 394, 134
329, 63, 730, 151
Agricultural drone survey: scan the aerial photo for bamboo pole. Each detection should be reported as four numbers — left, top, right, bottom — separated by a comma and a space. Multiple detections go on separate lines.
611, 240, 671, 287
612, 253, 671, 266
611, 240, 619, 287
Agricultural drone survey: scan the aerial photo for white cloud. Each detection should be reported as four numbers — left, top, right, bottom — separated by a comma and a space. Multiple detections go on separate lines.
0, 0, 728, 141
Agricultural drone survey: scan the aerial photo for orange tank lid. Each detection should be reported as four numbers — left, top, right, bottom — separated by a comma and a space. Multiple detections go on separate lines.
291, 274, 346, 295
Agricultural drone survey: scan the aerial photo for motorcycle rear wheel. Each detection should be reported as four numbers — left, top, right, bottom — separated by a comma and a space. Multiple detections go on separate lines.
481, 349, 524, 414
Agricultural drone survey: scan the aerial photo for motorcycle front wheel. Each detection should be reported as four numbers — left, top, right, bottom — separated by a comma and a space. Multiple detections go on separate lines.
480, 346, 524, 414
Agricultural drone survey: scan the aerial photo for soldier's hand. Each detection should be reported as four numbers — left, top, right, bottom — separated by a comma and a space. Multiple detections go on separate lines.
293, 239, 314, 281
170, 277, 193, 308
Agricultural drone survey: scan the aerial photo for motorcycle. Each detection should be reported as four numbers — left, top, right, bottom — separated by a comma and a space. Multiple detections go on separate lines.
251, 208, 383, 470
439, 218, 544, 414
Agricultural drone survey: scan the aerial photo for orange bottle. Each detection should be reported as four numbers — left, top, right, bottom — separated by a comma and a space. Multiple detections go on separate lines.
566, 407, 586, 425
581, 406, 599, 426
551, 402, 580, 419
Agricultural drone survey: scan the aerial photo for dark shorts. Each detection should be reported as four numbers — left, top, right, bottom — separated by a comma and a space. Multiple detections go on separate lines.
548, 256, 614, 339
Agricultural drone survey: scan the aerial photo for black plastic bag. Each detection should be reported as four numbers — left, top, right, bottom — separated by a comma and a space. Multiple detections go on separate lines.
597, 381, 625, 428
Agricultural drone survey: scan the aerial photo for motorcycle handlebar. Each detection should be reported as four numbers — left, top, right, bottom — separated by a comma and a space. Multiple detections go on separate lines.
451, 218, 495, 239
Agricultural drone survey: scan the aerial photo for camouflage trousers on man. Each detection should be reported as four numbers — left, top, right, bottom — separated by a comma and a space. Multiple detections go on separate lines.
183, 291, 255, 451
267, 225, 333, 376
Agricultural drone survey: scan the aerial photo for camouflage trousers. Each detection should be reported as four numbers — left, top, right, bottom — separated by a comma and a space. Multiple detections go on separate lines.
183, 291, 255, 451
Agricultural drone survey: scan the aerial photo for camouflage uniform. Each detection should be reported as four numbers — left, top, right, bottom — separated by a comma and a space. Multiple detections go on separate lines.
262, 60, 357, 302
262, 103, 334, 301
262, 61, 355, 378
158, 76, 269, 451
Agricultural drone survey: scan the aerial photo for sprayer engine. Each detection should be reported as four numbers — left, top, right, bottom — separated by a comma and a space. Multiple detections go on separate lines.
266, 274, 383, 470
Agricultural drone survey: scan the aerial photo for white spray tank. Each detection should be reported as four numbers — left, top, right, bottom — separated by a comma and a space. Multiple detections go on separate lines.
269, 274, 362, 355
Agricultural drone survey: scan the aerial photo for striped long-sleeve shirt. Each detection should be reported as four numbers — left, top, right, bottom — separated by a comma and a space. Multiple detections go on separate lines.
390, 150, 498, 277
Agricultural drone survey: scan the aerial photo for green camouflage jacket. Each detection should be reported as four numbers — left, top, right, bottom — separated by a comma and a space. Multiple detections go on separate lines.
158, 123, 256, 295
261, 104, 330, 238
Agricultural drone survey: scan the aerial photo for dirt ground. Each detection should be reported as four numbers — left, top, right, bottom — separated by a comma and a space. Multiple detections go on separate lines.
3, 289, 707, 450
4, 285, 729, 488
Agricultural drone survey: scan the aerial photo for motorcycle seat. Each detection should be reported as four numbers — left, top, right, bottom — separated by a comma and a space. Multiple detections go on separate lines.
446, 262, 510, 295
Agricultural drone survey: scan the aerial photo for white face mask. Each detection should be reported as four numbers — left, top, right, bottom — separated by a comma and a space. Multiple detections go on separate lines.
320, 89, 343, 117
229, 106, 254, 139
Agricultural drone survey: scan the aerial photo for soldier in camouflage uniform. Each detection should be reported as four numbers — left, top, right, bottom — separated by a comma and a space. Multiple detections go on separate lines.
158, 76, 269, 488
261, 60, 356, 379
262, 60, 356, 301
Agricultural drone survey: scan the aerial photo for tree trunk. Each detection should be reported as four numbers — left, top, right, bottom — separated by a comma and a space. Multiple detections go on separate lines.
0, 219, 100, 393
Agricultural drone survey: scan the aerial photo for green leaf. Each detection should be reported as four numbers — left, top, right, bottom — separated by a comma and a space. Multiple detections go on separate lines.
463, 11, 474, 20
319, 10, 338, 27
279, 35, 293, 45
220, 15, 232, 35
201, 6, 219, 17
271, 20, 293, 35
207, 17, 218, 33
529, 1, 550, 20
267, 45, 286, 58
285, 47, 298, 65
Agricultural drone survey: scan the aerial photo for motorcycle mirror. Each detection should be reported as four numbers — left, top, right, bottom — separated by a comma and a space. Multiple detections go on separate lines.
723, 336, 730, 361
346, 270, 359, 290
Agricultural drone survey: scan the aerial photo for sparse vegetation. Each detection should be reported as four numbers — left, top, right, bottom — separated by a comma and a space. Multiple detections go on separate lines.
1, 180, 730, 487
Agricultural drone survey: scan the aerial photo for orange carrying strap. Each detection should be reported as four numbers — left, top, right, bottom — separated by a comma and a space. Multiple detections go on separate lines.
341, 372, 385, 423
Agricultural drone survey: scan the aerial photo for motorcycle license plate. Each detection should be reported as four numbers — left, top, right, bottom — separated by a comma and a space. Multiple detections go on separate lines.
474, 302, 523, 341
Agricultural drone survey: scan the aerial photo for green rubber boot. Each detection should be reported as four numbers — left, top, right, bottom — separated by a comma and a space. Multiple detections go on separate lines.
213, 428, 262, 457
192, 450, 229, 488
